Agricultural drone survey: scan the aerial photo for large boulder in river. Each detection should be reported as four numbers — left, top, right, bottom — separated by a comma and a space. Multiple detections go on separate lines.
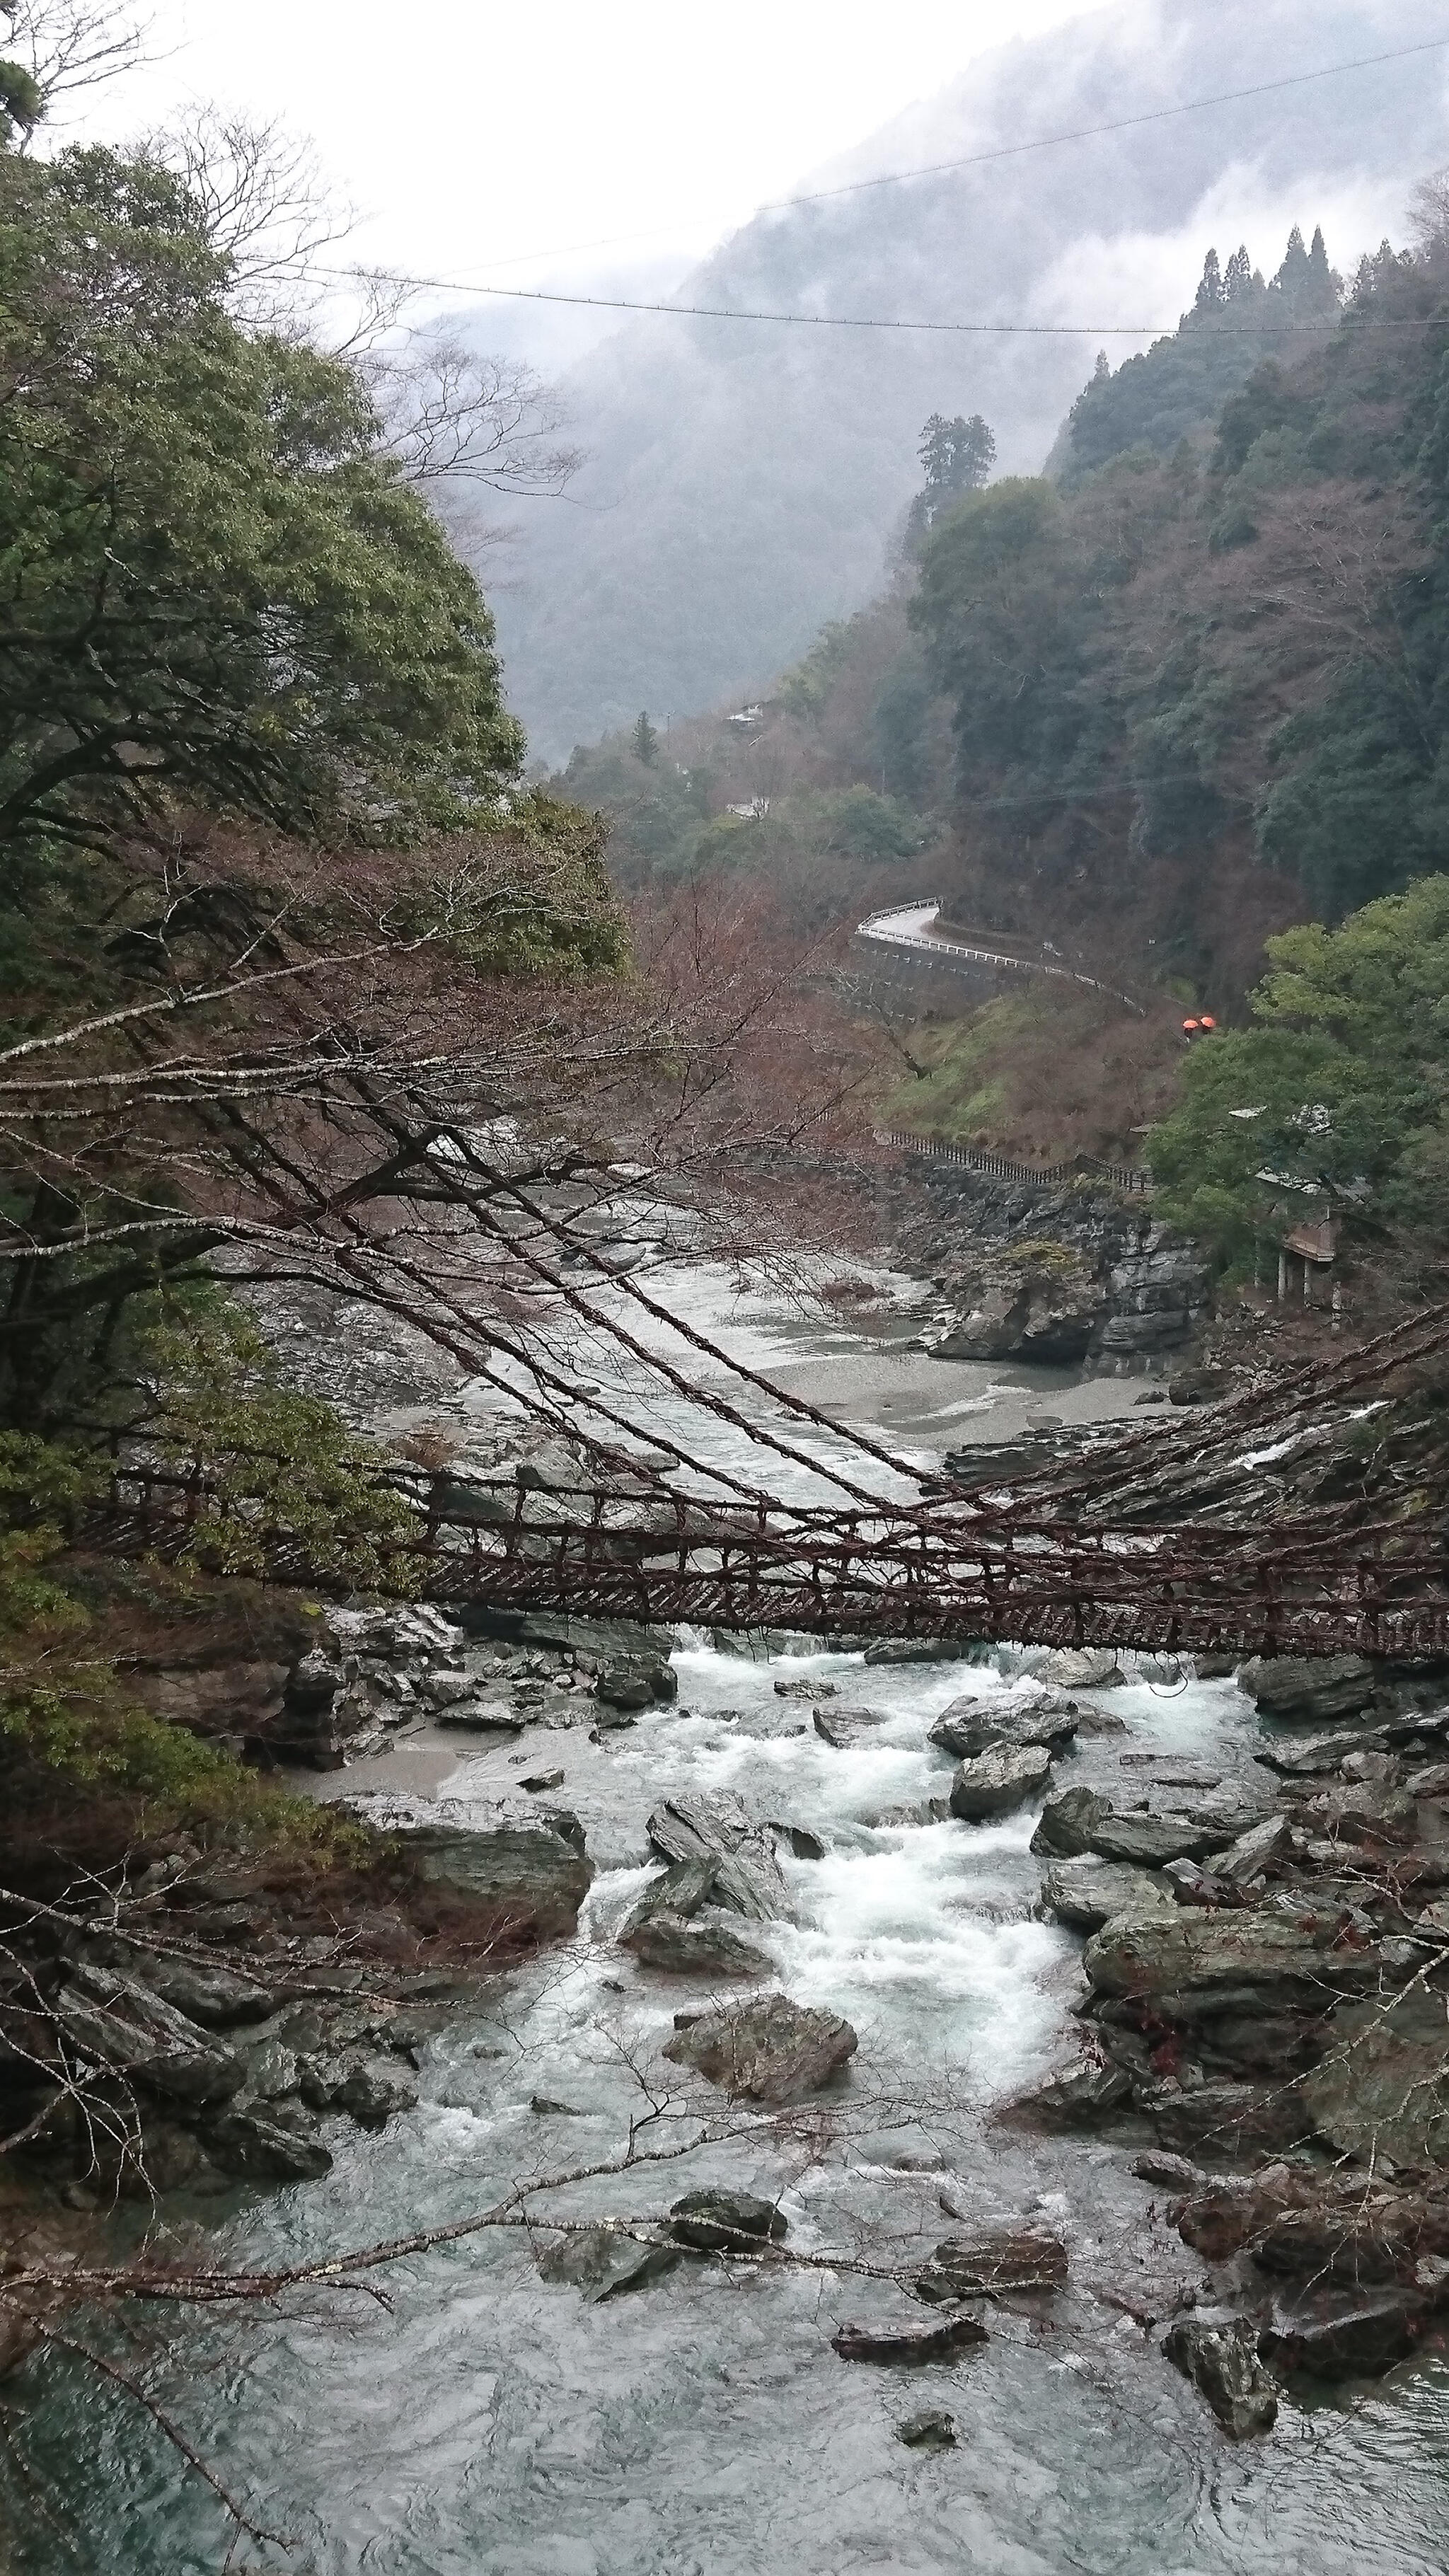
1163, 2316, 1278, 2438
949, 1742, 1052, 1820
398, 1805, 593, 1938
914, 2224, 1067, 2303
596, 1655, 678, 1712
647, 1789, 753, 1862
813, 1705, 892, 1749
1041, 1859, 1175, 1931
622, 1912, 772, 1977
1034, 1649, 1124, 1692
664, 1993, 858, 2102
1082, 1909, 1381, 2011
930, 1691, 1078, 1760
536, 2227, 679, 2301
54, 1963, 243, 2105
1031, 1788, 1270, 1868
1237, 1654, 1376, 1723
934, 1257, 1103, 1364
1300, 1987, 1449, 2170
669, 2188, 787, 2250
645, 1794, 789, 1915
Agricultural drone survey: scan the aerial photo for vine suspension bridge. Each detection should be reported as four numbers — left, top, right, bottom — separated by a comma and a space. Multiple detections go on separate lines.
83, 1296, 1449, 1664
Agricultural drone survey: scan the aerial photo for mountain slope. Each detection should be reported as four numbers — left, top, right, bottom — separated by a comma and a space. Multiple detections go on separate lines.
480, 0, 1448, 761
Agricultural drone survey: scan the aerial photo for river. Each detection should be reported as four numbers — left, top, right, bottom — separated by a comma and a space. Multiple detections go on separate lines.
15, 1263, 1449, 2574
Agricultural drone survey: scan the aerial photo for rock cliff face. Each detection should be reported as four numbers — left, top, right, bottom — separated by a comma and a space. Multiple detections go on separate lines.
867, 1162, 1212, 1370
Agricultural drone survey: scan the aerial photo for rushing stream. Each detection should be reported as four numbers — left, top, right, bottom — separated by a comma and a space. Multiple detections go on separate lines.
16, 1266, 1449, 2573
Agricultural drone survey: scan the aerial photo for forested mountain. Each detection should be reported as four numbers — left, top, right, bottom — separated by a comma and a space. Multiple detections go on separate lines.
485, 0, 1448, 760
570, 197, 1449, 1024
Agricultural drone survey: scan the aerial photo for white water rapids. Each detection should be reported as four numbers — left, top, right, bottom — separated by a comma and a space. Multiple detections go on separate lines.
18, 1266, 1449, 2573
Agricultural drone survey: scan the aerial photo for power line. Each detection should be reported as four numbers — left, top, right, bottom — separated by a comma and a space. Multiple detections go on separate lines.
761, 36, 1449, 214
323, 262, 1441, 337
413, 35, 1448, 285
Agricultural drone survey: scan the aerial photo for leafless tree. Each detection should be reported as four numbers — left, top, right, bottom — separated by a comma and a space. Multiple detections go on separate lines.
0, 0, 147, 128
134, 105, 355, 333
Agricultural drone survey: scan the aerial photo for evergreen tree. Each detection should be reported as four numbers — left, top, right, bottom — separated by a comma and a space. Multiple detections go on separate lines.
633, 710, 658, 766
1223, 246, 1253, 299
907, 412, 996, 545
1194, 248, 1223, 312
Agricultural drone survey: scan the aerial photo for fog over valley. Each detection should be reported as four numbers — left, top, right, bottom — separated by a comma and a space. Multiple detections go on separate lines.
468, 0, 1449, 759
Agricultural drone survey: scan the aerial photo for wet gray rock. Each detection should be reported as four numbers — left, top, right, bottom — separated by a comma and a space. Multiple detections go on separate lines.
1029, 1787, 1108, 1859
642, 1799, 790, 1919
1041, 1859, 1174, 1931
833, 2311, 988, 2362
669, 2188, 787, 2250
76, 1941, 275, 2030
1300, 1988, 1449, 2168
769, 1820, 826, 1859
896, 2408, 957, 2447
400, 1806, 594, 1937
1132, 2149, 1212, 2189
1295, 1779, 1419, 1845
1206, 1814, 1292, 1888
1238, 1655, 1377, 1723
914, 2224, 1067, 2303
596, 1656, 678, 1711
54, 1964, 242, 2105
1150, 2081, 1312, 2160
321, 2062, 418, 2129
934, 1259, 1103, 1364
663, 1993, 858, 2102
647, 1789, 756, 1864
621, 1912, 772, 1977
1033, 1789, 1271, 1870
1162, 2316, 1278, 2437
202, 2099, 332, 2180
1254, 1726, 1395, 1776
930, 1692, 1078, 1760
1259, 2290, 1424, 2379
233, 2035, 300, 2102
1034, 1649, 1124, 1692
868, 1798, 953, 1828
1083, 1909, 1379, 2012
864, 1640, 978, 1667
536, 2227, 681, 2301
813, 1705, 891, 1749
619, 1858, 720, 1934
949, 1742, 1053, 1820
1009, 2061, 1133, 2127
435, 1702, 525, 1733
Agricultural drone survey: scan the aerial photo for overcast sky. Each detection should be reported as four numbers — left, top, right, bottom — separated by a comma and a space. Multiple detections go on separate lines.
83, 0, 1098, 298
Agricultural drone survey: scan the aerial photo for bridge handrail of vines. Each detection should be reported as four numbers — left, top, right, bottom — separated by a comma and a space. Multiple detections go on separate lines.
78, 1298, 1449, 1660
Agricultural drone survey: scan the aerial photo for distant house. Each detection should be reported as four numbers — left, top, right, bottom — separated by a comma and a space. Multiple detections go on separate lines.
727, 705, 764, 728
724, 797, 769, 820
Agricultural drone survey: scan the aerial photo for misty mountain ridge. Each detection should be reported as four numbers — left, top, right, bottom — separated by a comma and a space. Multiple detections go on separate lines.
471, 0, 1449, 763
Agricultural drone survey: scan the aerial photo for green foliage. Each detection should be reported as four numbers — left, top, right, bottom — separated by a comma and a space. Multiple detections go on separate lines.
1061, 229, 1340, 488
0, 143, 522, 872
906, 412, 996, 548
909, 479, 1112, 785
1150, 879, 1449, 1259
0, 52, 41, 144
903, 219, 1449, 932
632, 712, 658, 766
776, 620, 859, 723
134, 1305, 421, 1588
818, 785, 921, 860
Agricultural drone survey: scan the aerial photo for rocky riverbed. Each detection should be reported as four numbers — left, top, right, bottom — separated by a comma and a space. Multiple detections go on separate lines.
14, 1604, 1449, 2570
10, 1253, 1449, 2571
